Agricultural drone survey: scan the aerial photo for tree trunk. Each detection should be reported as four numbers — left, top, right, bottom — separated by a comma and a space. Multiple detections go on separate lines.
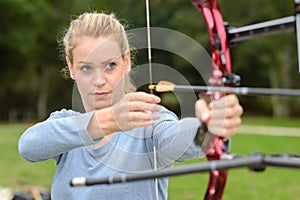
270, 43, 292, 118
37, 68, 49, 120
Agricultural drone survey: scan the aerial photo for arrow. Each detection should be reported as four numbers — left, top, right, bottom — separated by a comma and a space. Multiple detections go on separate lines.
148, 81, 300, 97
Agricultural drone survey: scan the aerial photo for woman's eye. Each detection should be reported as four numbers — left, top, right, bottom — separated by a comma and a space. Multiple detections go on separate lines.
80, 65, 92, 72
106, 62, 117, 70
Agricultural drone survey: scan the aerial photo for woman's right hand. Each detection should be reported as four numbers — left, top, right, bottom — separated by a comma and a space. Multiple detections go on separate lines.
90, 92, 161, 138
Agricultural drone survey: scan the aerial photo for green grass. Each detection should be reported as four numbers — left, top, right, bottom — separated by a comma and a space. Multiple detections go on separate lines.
241, 116, 300, 127
1, 118, 300, 199
0, 123, 56, 189
168, 130, 300, 200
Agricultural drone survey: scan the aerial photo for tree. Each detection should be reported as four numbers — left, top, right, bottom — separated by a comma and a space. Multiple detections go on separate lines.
219, 0, 298, 118
1, 0, 300, 121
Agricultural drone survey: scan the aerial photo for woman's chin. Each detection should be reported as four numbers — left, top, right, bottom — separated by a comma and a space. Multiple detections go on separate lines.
82, 101, 111, 111
94, 101, 112, 110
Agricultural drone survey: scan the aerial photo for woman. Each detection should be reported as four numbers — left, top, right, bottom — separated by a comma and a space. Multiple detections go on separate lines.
18, 12, 243, 199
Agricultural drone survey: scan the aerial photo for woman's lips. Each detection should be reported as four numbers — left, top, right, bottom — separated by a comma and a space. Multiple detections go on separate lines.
93, 92, 110, 99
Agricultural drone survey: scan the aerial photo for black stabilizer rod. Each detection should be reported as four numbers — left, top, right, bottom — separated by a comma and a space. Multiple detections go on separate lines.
70, 154, 300, 187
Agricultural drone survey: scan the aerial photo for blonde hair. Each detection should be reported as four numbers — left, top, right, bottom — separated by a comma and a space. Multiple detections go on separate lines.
60, 12, 136, 93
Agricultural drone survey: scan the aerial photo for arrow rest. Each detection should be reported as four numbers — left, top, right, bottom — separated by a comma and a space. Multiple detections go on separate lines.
221, 73, 241, 86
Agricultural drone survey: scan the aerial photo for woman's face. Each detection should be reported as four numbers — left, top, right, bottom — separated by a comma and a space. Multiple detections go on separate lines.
67, 36, 131, 111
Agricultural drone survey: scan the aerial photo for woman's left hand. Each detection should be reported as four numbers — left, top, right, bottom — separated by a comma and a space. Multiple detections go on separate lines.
195, 94, 243, 140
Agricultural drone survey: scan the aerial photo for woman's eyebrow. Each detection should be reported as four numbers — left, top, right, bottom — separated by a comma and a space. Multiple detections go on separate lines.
78, 61, 93, 65
76, 56, 120, 65
101, 57, 117, 64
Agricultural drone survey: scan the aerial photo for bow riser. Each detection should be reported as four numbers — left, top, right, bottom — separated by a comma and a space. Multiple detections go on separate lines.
192, 0, 233, 199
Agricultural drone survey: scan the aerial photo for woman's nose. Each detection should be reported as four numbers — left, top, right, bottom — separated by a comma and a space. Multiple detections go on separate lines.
93, 71, 106, 87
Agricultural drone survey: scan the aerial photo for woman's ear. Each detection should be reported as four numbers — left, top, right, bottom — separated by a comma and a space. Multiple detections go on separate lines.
66, 56, 75, 80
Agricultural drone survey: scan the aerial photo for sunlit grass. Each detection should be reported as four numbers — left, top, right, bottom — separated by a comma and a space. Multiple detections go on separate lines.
0, 123, 56, 189
169, 129, 300, 200
1, 118, 300, 199
241, 116, 300, 127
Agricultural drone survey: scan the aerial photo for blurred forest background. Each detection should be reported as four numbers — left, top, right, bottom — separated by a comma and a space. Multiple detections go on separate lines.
1, 0, 300, 122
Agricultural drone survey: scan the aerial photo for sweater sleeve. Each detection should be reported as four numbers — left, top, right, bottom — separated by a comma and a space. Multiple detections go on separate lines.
144, 107, 203, 167
18, 109, 96, 162
149, 107, 231, 166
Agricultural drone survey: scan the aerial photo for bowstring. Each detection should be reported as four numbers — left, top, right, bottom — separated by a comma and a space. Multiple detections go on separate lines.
146, 0, 153, 88
145, 0, 159, 199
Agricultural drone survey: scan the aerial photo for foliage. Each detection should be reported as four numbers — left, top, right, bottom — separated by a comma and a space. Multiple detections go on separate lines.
1, 0, 300, 121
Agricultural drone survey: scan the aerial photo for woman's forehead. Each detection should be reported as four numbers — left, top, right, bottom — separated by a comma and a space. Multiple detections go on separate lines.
73, 36, 122, 63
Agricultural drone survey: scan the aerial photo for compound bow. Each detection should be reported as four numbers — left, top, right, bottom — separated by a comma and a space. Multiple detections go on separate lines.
192, 0, 300, 199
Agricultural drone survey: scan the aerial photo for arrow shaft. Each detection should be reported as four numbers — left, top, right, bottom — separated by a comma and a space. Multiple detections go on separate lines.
171, 85, 300, 97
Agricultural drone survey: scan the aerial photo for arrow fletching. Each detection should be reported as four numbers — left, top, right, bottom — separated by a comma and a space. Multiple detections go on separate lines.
148, 80, 176, 92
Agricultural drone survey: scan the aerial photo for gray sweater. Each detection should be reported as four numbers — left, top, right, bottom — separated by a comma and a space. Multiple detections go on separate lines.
19, 106, 205, 200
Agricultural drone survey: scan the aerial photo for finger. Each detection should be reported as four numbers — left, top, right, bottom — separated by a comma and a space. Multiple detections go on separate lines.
128, 101, 161, 112
129, 111, 160, 122
207, 116, 241, 139
210, 104, 243, 119
127, 92, 161, 104
209, 94, 239, 109
115, 111, 160, 131
120, 118, 154, 129
220, 127, 237, 138
209, 117, 242, 130
128, 112, 160, 127
195, 99, 211, 123
209, 126, 237, 138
